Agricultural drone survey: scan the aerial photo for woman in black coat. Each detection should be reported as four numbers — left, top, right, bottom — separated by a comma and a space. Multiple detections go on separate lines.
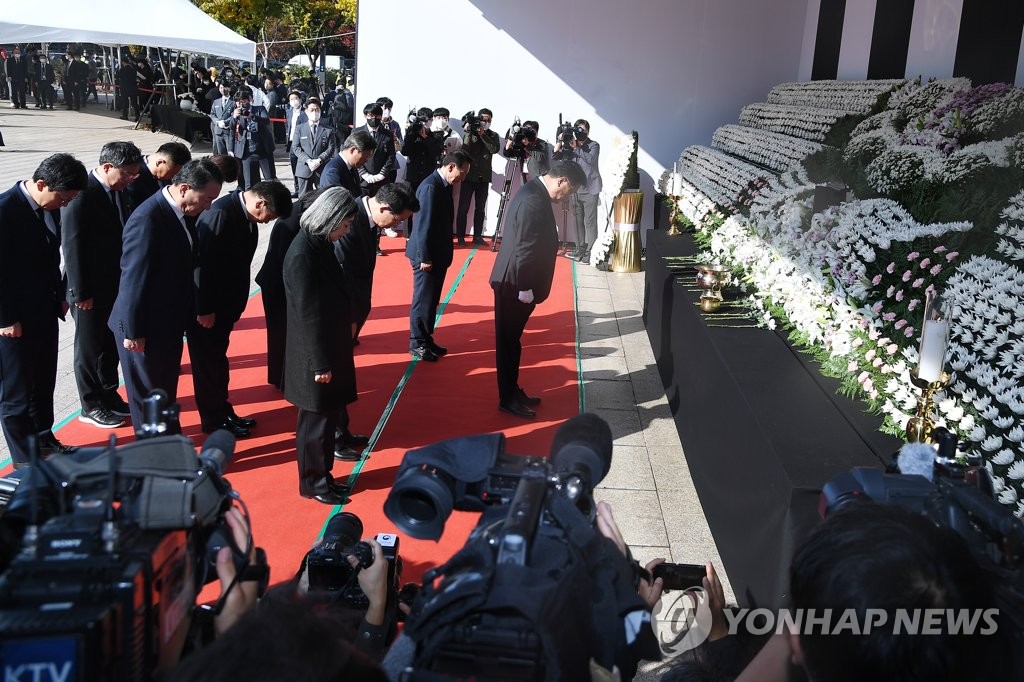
282, 187, 359, 504
255, 187, 329, 390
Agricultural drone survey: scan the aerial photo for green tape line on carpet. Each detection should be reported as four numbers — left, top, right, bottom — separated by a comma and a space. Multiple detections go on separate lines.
572, 261, 585, 414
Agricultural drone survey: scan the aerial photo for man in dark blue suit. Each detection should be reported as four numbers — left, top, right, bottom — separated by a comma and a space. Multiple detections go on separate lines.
320, 130, 375, 196
406, 150, 471, 361
125, 142, 192, 213
62, 142, 143, 430
108, 159, 224, 433
188, 180, 292, 437
0, 154, 88, 467
6, 47, 28, 109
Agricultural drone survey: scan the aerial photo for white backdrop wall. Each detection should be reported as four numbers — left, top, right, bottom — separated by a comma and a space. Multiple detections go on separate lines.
356, 0, 808, 236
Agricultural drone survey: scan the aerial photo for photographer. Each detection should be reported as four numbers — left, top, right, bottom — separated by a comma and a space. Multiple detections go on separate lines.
503, 120, 551, 179
402, 107, 444, 191
229, 89, 277, 191
455, 108, 500, 246
553, 119, 602, 262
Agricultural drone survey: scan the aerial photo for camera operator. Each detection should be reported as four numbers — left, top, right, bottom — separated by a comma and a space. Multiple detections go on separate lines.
503, 120, 551, 179
229, 88, 277, 191
429, 107, 463, 157
402, 107, 444, 192
553, 119, 602, 262
455, 108, 500, 246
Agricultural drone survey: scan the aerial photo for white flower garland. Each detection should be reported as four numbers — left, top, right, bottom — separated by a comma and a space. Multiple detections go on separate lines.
739, 103, 852, 142
591, 133, 637, 265
678, 145, 773, 210
712, 124, 831, 173
995, 190, 1024, 262
766, 79, 906, 115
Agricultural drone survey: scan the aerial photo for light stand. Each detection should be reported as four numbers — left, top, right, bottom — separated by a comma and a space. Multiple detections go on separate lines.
490, 151, 527, 252
905, 289, 951, 443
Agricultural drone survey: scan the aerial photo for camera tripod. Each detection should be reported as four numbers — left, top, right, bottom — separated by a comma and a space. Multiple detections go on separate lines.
490, 152, 529, 252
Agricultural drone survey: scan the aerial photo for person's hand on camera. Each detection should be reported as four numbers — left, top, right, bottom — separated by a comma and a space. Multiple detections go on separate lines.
349, 539, 388, 626
697, 561, 728, 641
214, 507, 259, 637
596, 500, 626, 556
640, 558, 665, 610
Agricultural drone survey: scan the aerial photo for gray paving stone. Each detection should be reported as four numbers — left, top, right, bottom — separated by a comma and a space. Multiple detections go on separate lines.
598, 444, 656, 491
593, 488, 669, 547
584, 378, 638, 411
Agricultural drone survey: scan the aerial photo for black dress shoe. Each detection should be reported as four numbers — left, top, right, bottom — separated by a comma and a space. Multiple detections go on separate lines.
334, 445, 362, 461
472, 237, 487, 246
327, 480, 350, 496
499, 400, 536, 419
376, 247, 386, 256
105, 395, 131, 418
515, 387, 542, 406
410, 346, 439, 362
301, 490, 347, 505
340, 432, 370, 447
428, 341, 448, 357
227, 410, 257, 428
204, 420, 250, 438
37, 434, 79, 455
457, 238, 466, 246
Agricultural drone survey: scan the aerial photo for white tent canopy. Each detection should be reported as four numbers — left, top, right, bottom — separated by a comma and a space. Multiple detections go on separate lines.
0, 0, 256, 62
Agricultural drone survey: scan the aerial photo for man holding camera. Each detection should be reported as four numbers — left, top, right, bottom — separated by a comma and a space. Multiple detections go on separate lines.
503, 120, 551, 180
455, 109, 500, 246
490, 161, 586, 418
554, 119, 602, 262
229, 89, 276, 191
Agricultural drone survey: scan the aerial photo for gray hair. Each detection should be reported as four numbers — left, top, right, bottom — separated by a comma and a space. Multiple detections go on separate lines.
299, 186, 358, 238
342, 129, 377, 153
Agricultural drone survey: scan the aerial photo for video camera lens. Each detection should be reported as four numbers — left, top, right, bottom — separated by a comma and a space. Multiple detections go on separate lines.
383, 464, 456, 540
323, 511, 363, 548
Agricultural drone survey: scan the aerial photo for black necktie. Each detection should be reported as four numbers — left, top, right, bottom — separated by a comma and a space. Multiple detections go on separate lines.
184, 215, 199, 259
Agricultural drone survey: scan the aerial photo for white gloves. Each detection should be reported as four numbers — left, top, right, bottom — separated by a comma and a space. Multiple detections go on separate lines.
518, 289, 535, 304
306, 159, 322, 171
365, 173, 385, 183
217, 120, 228, 129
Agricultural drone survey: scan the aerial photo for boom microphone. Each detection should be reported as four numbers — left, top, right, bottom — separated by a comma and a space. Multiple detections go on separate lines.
549, 413, 613, 490
897, 442, 936, 482
199, 429, 236, 477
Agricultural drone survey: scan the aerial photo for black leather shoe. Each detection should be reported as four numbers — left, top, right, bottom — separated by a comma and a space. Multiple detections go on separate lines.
37, 434, 78, 455
340, 432, 370, 447
457, 238, 466, 246
499, 400, 536, 419
515, 387, 542, 406
12, 462, 30, 471
428, 341, 448, 357
376, 247, 386, 256
472, 237, 487, 246
410, 346, 439, 362
204, 420, 250, 438
227, 410, 257, 428
334, 445, 362, 461
105, 395, 131, 418
301, 490, 348, 505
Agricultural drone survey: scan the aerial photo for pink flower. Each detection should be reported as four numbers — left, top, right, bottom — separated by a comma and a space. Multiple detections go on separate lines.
894, 319, 907, 329
852, 337, 864, 347
857, 371, 869, 383
872, 274, 883, 286
865, 349, 876, 361
868, 328, 880, 341
933, 245, 946, 253
886, 262, 896, 274
946, 251, 959, 261
904, 327, 915, 338
872, 357, 883, 368
895, 290, 905, 301
919, 258, 931, 269
907, 252, 920, 261
887, 343, 899, 355
908, 299, 920, 311
872, 302, 883, 313
902, 271, 912, 282
886, 285, 896, 298
848, 361, 859, 372
883, 312, 896, 322
930, 264, 942, 276
912, 278, 924, 288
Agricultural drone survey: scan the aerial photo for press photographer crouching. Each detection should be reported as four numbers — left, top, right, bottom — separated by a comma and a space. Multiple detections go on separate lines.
503, 119, 551, 180
0, 390, 268, 680
380, 413, 662, 681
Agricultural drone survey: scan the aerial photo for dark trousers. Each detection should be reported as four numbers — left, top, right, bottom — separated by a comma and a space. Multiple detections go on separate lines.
11, 79, 26, 108
295, 405, 350, 495
288, 149, 299, 194
0, 317, 58, 463
116, 335, 183, 434
121, 93, 138, 119
238, 154, 276, 191
187, 314, 238, 429
295, 172, 322, 198
409, 263, 446, 349
212, 132, 229, 155
494, 284, 536, 402
67, 81, 84, 110
261, 288, 286, 390
456, 179, 489, 239
71, 303, 120, 413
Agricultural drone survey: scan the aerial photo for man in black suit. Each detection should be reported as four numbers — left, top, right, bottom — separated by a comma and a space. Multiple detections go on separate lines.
209, 80, 235, 155
320, 130, 375, 195
189, 181, 292, 437
115, 56, 138, 121
407, 150, 471, 361
125, 142, 192, 214
355, 103, 396, 198
292, 98, 335, 197
108, 159, 224, 432
489, 161, 585, 418
62, 142, 143, 430
7, 47, 28, 110
229, 89, 276, 190
284, 90, 307, 197
0, 154, 89, 468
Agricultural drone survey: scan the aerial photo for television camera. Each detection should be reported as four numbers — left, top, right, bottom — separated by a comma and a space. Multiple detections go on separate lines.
0, 390, 265, 681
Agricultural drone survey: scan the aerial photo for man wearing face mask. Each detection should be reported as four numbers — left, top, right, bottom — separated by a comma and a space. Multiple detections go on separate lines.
553, 119, 602, 262
455, 108, 500, 246
34, 54, 56, 110
430, 107, 463, 158
285, 90, 308, 197
7, 48, 29, 110
230, 89, 277, 191
355, 102, 397, 199
210, 80, 235, 155
293, 98, 336, 197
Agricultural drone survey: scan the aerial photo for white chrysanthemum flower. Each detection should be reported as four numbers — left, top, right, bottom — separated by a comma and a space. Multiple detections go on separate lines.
992, 449, 1017, 466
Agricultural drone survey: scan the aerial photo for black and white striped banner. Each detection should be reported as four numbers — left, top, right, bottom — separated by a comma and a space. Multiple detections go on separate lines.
809, 0, 1024, 85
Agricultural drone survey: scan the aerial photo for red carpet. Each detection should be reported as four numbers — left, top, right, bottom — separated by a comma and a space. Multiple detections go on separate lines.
2, 236, 582, 597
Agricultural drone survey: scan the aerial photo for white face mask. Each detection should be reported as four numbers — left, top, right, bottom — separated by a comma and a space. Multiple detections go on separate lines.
307, 111, 321, 123
382, 108, 391, 120
480, 121, 490, 131
290, 99, 301, 109
430, 117, 448, 132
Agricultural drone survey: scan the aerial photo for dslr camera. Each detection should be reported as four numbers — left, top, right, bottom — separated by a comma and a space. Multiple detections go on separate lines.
462, 110, 483, 133
407, 108, 430, 136
0, 391, 264, 681
304, 511, 401, 609
508, 118, 538, 158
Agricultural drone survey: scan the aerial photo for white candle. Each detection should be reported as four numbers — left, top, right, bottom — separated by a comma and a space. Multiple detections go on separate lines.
918, 319, 949, 383
671, 163, 677, 195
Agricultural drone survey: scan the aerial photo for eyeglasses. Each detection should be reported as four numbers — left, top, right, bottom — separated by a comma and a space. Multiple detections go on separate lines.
55, 192, 78, 206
